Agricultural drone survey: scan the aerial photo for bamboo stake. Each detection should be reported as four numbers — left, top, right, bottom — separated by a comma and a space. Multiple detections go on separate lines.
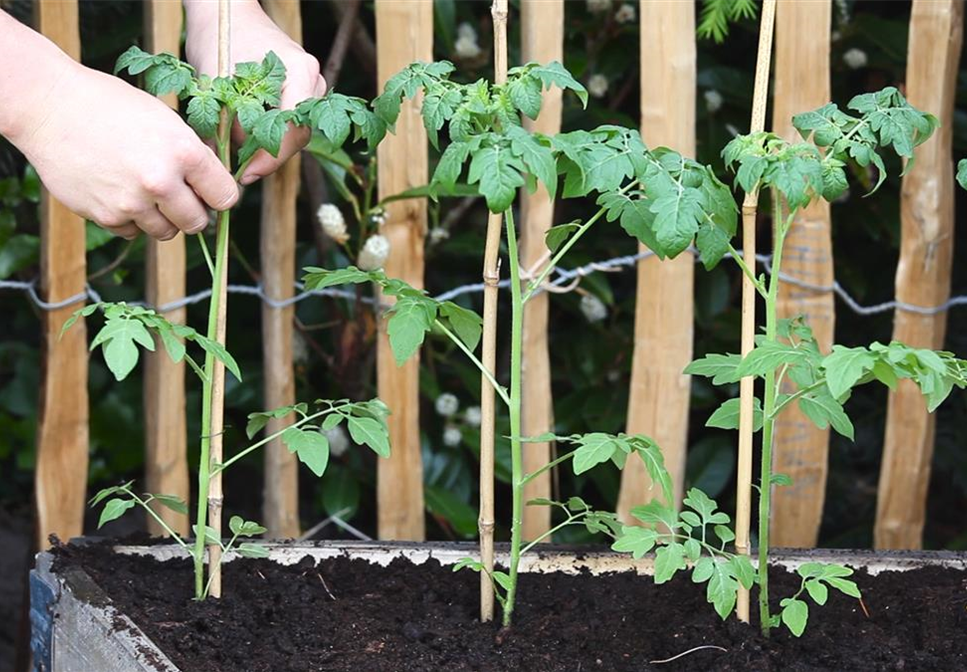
518, 0, 562, 543
770, 0, 833, 549
34, 0, 88, 550
144, 0, 189, 538
260, 0, 303, 540
616, 0, 696, 523
479, 0, 508, 624
735, 0, 777, 624
374, 0, 432, 540
206, 0, 231, 599
875, 0, 963, 550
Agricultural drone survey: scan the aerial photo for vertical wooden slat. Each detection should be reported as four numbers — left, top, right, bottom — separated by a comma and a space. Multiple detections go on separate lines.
33, 0, 88, 549
616, 0, 695, 521
769, 0, 833, 548
518, 0, 563, 541
143, 0, 189, 537
875, 0, 963, 550
260, 0, 303, 540
374, 0, 432, 540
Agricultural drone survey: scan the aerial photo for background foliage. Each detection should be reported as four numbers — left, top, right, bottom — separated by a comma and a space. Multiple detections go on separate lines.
2, 0, 967, 550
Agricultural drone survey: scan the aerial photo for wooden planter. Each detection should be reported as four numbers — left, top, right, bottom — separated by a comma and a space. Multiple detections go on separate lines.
30, 541, 967, 671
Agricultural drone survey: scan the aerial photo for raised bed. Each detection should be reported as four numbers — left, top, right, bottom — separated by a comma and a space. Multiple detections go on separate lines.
31, 541, 967, 671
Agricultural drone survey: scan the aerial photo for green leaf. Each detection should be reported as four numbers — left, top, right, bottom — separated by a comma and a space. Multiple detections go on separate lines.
186, 93, 221, 138
780, 598, 809, 637
0, 233, 39, 280
822, 345, 877, 398
714, 524, 735, 544
771, 473, 793, 487
91, 315, 156, 381
527, 61, 588, 107
90, 481, 133, 506
151, 493, 188, 516
804, 579, 828, 605
507, 74, 542, 119
654, 543, 687, 584
281, 427, 331, 477
439, 302, 482, 352
452, 557, 484, 573
826, 577, 862, 598
425, 486, 477, 537
252, 109, 289, 158
571, 433, 620, 474
492, 571, 513, 593
467, 143, 525, 213
193, 525, 222, 547
237, 542, 270, 559
706, 559, 740, 620
347, 416, 391, 458
799, 388, 854, 439
421, 87, 463, 149
246, 403, 308, 439
229, 515, 267, 537
302, 265, 380, 290
387, 296, 437, 365
191, 333, 242, 382
729, 555, 756, 589
61, 303, 99, 338
98, 498, 135, 528
630, 500, 678, 530
706, 397, 764, 432
544, 221, 581, 253
737, 341, 808, 378
684, 353, 742, 385
432, 141, 473, 192
506, 126, 557, 199
957, 159, 967, 191
692, 556, 715, 583
631, 435, 674, 503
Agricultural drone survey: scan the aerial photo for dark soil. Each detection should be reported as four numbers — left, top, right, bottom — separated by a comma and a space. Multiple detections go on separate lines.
53, 542, 967, 672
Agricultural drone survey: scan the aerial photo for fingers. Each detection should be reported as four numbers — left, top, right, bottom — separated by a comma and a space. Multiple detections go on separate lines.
106, 223, 141, 240
180, 140, 240, 212
158, 183, 212, 235
137, 207, 180, 241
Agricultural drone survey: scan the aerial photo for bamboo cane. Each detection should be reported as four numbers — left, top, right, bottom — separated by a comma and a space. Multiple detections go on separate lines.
144, 0, 189, 538
875, 0, 963, 550
616, 0, 696, 523
735, 0, 777, 624
479, 0, 508, 625
518, 0, 562, 543
770, 0, 834, 549
206, 0, 231, 599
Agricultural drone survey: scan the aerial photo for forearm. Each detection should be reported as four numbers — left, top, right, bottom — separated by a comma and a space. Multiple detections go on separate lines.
0, 10, 77, 144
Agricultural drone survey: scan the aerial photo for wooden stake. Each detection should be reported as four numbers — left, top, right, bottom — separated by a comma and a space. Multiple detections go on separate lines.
875, 0, 963, 550
144, 0, 189, 538
479, 0, 508, 624
616, 0, 696, 523
260, 0, 303, 540
518, 0, 562, 543
769, 0, 833, 549
374, 0, 432, 541
34, 0, 88, 549
206, 0, 231, 599
735, 0, 777, 624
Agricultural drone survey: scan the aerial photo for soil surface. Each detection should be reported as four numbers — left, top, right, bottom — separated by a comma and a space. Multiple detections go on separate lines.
53, 542, 967, 672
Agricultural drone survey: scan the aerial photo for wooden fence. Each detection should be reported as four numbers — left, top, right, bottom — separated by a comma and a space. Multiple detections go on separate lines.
29, 0, 963, 552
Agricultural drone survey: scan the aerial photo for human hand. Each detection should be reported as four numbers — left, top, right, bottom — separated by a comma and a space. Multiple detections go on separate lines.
13, 62, 239, 240
185, 0, 326, 185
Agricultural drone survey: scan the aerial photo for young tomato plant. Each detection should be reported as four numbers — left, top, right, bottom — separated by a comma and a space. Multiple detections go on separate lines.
613, 86, 967, 637
65, 47, 392, 600
303, 59, 742, 627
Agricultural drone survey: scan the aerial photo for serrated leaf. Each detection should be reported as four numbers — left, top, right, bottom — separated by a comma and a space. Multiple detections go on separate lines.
252, 109, 289, 157
544, 221, 581, 253
439, 302, 482, 352
737, 340, 808, 378
302, 265, 379, 290
387, 296, 437, 365
186, 93, 221, 138
799, 389, 854, 439
347, 416, 390, 458
706, 397, 764, 432
707, 559, 739, 620
654, 543, 687, 584
507, 74, 542, 119
281, 427, 331, 477
571, 433, 619, 474
822, 345, 877, 398
467, 143, 525, 213
729, 555, 756, 589
192, 333, 241, 382
528, 61, 588, 107
684, 352, 742, 385
630, 501, 678, 530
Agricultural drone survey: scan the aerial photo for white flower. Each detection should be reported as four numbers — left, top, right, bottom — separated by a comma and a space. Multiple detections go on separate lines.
579, 294, 608, 323
465, 405, 482, 427
588, 73, 609, 99
443, 425, 463, 447
454, 35, 482, 60
614, 3, 636, 24
831, 30, 842, 43
429, 227, 450, 245
292, 331, 310, 366
704, 89, 723, 114
369, 207, 388, 227
317, 203, 348, 244
586, 0, 613, 13
357, 234, 390, 271
457, 22, 478, 41
843, 48, 867, 70
326, 425, 350, 458
435, 392, 459, 418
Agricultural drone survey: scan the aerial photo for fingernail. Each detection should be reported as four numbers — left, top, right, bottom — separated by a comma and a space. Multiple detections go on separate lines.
239, 173, 260, 186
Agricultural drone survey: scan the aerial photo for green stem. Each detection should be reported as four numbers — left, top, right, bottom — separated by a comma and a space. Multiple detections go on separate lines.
726, 241, 767, 298
192, 127, 233, 601
769, 380, 825, 419
133, 493, 190, 553
758, 193, 790, 636
520, 449, 577, 487
196, 233, 215, 278
522, 180, 638, 303
434, 320, 510, 407
520, 515, 581, 555
503, 207, 524, 628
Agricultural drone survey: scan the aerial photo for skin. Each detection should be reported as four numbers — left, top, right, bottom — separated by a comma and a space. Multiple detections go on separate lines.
0, 0, 324, 240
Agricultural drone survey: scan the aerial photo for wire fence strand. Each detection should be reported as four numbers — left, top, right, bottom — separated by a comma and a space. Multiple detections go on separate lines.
3, 248, 966, 317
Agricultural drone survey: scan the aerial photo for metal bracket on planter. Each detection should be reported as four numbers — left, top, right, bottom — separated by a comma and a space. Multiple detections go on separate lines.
30, 567, 58, 672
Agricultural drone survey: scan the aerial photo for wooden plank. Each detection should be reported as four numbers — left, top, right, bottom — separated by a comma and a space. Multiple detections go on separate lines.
616, 0, 695, 521
33, 0, 88, 549
143, 0, 189, 538
374, 0, 432, 540
518, 0, 563, 542
260, 0, 303, 540
875, 0, 963, 550
769, 0, 833, 548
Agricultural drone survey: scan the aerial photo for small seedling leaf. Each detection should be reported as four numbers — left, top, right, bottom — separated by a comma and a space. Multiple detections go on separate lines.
97, 498, 135, 528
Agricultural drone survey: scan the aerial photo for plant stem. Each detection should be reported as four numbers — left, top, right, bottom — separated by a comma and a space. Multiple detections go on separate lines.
757, 192, 789, 636
520, 449, 576, 486
434, 320, 510, 407
726, 241, 767, 298
196, 233, 215, 278
503, 207, 524, 628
